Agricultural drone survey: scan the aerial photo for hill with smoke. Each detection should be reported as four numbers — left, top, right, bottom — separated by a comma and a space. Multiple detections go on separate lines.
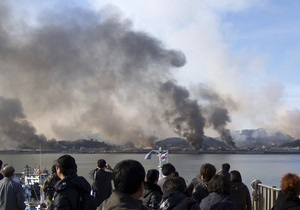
0, 2, 297, 150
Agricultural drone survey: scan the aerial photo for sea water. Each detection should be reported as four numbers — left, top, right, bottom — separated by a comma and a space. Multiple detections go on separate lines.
1, 152, 299, 191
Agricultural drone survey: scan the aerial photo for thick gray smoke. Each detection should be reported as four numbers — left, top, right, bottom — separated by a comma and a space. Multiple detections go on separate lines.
0, 97, 60, 149
0, 2, 235, 149
192, 84, 237, 148
160, 81, 205, 149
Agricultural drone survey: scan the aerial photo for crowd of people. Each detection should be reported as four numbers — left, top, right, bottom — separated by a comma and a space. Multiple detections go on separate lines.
0, 156, 299, 209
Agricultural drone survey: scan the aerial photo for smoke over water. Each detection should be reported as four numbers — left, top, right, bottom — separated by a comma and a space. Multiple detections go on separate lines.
0, 2, 273, 150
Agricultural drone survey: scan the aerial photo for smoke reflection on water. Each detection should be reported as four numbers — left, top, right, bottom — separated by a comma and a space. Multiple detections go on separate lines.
1, 153, 299, 191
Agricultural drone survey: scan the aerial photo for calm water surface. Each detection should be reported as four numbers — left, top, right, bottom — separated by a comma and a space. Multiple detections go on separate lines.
1, 153, 299, 190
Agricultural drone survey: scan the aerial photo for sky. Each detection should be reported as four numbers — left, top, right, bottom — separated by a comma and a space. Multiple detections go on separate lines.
0, 0, 299, 148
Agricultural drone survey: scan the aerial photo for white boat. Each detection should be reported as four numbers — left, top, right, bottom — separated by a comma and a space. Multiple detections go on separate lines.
14, 165, 48, 209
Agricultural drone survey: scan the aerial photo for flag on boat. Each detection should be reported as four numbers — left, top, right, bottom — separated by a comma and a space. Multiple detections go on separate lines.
144, 151, 152, 160
161, 152, 168, 162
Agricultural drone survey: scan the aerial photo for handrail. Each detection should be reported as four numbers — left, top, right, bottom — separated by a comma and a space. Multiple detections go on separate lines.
251, 179, 281, 210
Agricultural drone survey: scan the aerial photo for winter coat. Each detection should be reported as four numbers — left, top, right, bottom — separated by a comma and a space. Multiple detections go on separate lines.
230, 182, 251, 210
192, 181, 209, 204
49, 174, 93, 210
159, 191, 200, 210
272, 191, 300, 210
43, 173, 60, 207
141, 181, 163, 209
187, 175, 201, 193
92, 168, 113, 206
200, 192, 236, 210
0, 177, 26, 210
97, 190, 149, 210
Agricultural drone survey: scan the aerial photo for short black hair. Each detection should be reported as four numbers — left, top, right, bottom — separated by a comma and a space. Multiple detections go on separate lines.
161, 163, 176, 176
2, 165, 15, 177
113, 159, 145, 194
146, 169, 159, 183
222, 163, 230, 172
208, 174, 230, 194
163, 176, 187, 193
97, 159, 106, 168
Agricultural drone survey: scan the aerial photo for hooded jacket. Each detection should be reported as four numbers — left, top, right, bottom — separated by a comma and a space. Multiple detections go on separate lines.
141, 181, 163, 209
159, 191, 200, 210
272, 191, 300, 210
230, 182, 251, 210
49, 174, 94, 210
200, 192, 236, 210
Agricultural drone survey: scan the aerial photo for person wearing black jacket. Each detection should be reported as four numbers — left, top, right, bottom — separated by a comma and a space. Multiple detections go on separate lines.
229, 170, 251, 210
49, 155, 97, 210
192, 163, 216, 205
142, 169, 163, 209
92, 159, 113, 206
159, 176, 200, 210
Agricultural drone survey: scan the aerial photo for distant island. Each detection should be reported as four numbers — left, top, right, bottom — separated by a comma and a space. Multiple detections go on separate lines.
0, 128, 299, 154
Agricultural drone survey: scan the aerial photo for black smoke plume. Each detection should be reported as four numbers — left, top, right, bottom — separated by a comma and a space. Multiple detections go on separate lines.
160, 81, 206, 149
0, 2, 235, 149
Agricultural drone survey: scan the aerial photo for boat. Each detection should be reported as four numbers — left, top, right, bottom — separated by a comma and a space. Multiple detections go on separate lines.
14, 165, 48, 209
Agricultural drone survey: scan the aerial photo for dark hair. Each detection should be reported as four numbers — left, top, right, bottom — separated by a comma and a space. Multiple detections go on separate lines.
161, 163, 176, 176
51, 164, 57, 174
57, 155, 77, 176
281, 173, 300, 198
97, 159, 106, 168
113, 159, 145, 194
230, 170, 242, 183
0, 160, 2, 168
2, 165, 15, 177
208, 174, 230, 195
222, 163, 230, 172
163, 176, 187, 193
200, 163, 216, 181
147, 169, 159, 183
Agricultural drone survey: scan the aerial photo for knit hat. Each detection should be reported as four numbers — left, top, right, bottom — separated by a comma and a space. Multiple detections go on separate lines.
57, 155, 77, 170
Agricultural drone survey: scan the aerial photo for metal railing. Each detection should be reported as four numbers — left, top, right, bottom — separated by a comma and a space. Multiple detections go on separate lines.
251, 180, 281, 210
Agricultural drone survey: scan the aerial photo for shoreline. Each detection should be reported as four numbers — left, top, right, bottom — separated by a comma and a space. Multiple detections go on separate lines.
1, 149, 300, 155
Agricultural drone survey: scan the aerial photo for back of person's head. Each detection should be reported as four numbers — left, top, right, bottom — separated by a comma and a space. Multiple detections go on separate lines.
281, 173, 300, 198
57, 155, 77, 176
163, 176, 187, 193
200, 163, 216, 181
161, 163, 176, 176
2, 165, 15, 177
147, 169, 159, 183
51, 164, 57, 174
113, 159, 145, 195
0, 160, 2, 168
230, 170, 242, 183
97, 159, 106, 168
208, 174, 230, 195
222, 163, 230, 172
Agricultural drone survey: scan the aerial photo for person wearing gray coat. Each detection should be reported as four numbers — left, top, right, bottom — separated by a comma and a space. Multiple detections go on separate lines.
0, 165, 26, 210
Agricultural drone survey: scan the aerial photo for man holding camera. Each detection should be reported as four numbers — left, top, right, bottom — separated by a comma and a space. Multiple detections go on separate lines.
92, 159, 113, 206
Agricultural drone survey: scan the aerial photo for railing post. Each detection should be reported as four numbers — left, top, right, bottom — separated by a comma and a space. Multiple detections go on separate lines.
251, 179, 262, 210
